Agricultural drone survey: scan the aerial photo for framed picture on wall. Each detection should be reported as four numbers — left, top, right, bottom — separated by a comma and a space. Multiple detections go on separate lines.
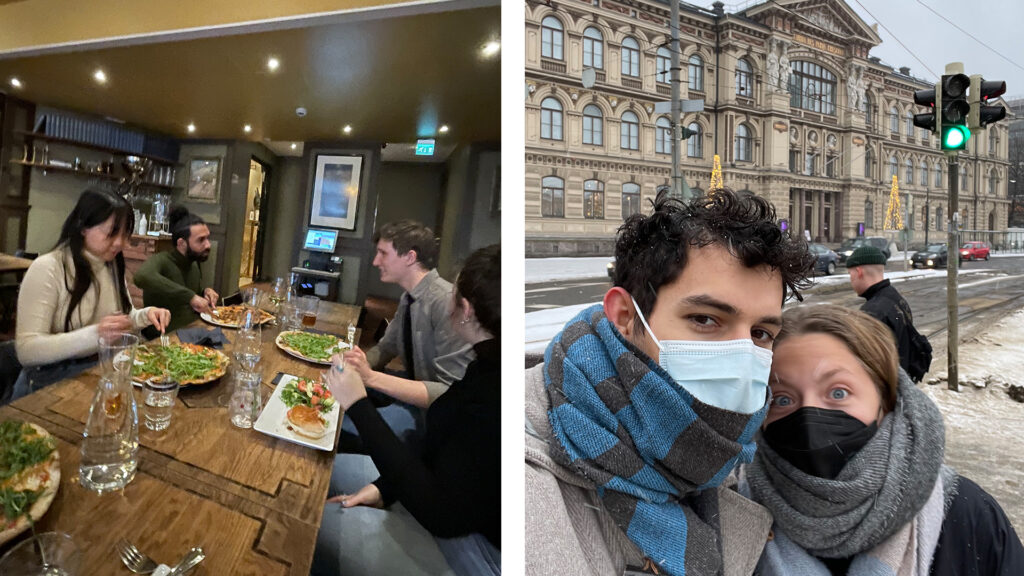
185, 158, 222, 203
310, 154, 363, 230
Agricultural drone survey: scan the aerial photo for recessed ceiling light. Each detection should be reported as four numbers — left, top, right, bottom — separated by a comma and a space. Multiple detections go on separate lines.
243, 124, 252, 134
93, 69, 107, 84
187, 123, 196, 134
267, 57, 280, 72
343, 125, 352, 134
9, 77, 22, 89
439, 125, 449, 134
290, 143, 297, 150
481, 40, 500, 57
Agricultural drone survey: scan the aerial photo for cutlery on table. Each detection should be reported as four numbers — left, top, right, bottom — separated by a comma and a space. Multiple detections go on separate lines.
115, 539, 159, 574
169, 546, 205, 575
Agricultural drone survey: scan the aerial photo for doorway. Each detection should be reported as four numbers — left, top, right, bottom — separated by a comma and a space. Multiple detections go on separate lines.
239, 158, 270, 287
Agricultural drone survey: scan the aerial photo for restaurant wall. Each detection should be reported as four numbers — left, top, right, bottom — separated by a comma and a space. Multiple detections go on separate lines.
175, 142, 230, 295
263, 157, 304, 281
437, 143, 501, 279
364, 161, 447, 301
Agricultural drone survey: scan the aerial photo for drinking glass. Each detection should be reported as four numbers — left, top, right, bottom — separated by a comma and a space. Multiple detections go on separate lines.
279, 300, 298, 331
142, 368, 179, 432
234, 323, 262, 372
300, 296, 320, 328
229, 370, 262, 429
0, 532, 81, 575
98, 333, 139, 385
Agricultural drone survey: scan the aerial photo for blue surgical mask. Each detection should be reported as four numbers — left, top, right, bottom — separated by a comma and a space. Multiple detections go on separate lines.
631, 297, 772, 414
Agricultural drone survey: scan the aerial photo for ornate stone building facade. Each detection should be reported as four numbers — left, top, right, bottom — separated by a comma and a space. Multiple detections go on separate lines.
525, 0, 1011, 255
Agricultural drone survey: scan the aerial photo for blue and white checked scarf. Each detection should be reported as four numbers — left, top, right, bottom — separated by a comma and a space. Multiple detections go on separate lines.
545, 305, 769, 576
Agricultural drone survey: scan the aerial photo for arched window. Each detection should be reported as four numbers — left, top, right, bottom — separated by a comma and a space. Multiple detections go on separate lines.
864, 147, 873, 179
541, 176, 564, 217
889, 107, 900, 133
889, 155, 898, 179
936, 206, 943, 231
865, 199, 874, 229
621, 37, 640, 78
864, 92, 874, 126
734, 123, 752, 162
656, 47, 671, 84
905, 112, 914, 137
789, 61, 836, 115
541, 17, 564, 60
688, 54, 704, 91
583, 179, 605, 219
735, 58, 752, 97
655, 117, 672, 155
582, 104, 603, 146
905, 158, 914, 184
583, 27, 604, 69
934, 164, 942, 187
655, 185, 671, 198
620, 111, 639, 150
687, 123, 703, 158
540, 98, 563, 140
622, 182, 641, 217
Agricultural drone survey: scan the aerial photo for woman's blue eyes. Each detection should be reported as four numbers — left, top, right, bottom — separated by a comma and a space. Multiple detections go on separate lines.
774, 396, 792, 407
771, 389, 847, 407
830, 389, 848, 400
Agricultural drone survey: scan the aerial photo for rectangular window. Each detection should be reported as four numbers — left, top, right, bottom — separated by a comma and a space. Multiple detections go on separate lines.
826, 155, 836, 178
805, 153, 815, 176
541, 187, 564, 217
583, 190, 605, 219
790, 150, 800, 173
621, 190, 641, 218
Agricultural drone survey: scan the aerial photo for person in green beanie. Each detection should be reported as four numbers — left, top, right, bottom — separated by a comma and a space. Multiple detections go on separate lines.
133, 206, 219, 334
847, 245, 930, 381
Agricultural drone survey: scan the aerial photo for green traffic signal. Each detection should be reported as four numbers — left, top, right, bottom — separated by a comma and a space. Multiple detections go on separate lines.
942, 125, 970, 150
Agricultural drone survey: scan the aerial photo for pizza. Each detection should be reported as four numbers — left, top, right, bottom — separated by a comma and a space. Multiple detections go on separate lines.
275, 331, 350, 365
0, 420, 60, 545
131, 342, 230, 386
203, 305, 273, 328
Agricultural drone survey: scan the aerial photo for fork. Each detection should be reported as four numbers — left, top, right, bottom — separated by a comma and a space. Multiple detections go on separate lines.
161, 333, 170, 347
116, 539, 159, 574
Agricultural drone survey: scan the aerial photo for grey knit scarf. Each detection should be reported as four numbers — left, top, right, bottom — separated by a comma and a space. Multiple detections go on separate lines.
746, 372, 957, 559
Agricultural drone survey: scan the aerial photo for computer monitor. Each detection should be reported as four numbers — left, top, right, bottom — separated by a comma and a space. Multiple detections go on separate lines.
303, 228, 338, 253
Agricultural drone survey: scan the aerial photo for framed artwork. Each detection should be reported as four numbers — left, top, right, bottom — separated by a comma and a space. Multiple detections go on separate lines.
310, 155, 363, 230
186, 158, 222, 203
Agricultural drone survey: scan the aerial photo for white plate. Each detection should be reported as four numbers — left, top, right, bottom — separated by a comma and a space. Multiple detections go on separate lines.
275, 331, 351, 365
254, 374, 341, 451
200, 307, 273, 329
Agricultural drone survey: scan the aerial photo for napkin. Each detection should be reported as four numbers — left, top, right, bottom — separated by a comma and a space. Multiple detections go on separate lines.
176, 326, 229, 348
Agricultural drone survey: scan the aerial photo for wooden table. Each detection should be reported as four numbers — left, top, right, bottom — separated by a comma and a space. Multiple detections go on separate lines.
0, 252, 32, 274
247, 281, 360, 328
0, 312, 363, 575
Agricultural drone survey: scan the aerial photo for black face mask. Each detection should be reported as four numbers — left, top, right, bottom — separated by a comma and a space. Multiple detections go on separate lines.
762, 407, 879, 479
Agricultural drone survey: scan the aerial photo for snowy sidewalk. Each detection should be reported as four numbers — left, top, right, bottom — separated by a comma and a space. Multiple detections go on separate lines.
525, 257, 611, 283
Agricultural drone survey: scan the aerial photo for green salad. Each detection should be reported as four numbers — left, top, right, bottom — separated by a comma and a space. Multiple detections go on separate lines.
280, 331, 342, 361
131, 344, 221, 383
280, 377, 337, 413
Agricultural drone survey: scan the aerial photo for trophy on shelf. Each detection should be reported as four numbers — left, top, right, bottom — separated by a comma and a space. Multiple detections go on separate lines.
118, 155, 152, 204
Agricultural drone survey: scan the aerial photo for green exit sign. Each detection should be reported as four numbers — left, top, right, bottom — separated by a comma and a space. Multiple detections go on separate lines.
415, 139, 435, 156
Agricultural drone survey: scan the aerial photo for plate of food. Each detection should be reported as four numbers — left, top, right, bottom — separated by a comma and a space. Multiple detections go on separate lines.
0, 420, 60, 545
201, 305, 274, 329
254, 374, 341, 451
275, 330, 350, 365
129, 342, 230, 386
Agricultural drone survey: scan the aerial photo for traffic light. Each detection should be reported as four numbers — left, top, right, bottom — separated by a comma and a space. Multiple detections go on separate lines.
913, 85, 938, 134
940, 73, 971, 151
680, 126, 698, 140
968, 75, 1007, 130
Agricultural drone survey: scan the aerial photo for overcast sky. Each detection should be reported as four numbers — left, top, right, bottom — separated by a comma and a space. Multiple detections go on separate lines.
846, 0, 1024, 100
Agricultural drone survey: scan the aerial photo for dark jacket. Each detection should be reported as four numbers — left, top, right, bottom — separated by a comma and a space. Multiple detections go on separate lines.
347, 338, 501, 547
859, 279, 916, 378
133, 250, 204, 333
822, 476, 1024, 575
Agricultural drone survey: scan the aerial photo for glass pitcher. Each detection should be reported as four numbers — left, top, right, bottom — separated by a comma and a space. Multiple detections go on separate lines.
80, 333, 140, 494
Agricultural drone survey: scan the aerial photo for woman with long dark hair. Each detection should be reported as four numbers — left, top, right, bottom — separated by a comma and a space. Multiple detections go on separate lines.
314, 244, 500, 576
12, 189, 170, 400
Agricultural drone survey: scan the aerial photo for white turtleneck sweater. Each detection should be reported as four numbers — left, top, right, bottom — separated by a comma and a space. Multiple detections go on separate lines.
15, 245, 152, 367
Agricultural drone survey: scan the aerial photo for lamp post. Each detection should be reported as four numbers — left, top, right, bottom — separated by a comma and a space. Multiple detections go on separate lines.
925, 187, 930, 245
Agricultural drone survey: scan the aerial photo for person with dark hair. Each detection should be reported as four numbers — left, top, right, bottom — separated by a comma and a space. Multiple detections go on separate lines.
314, 244, 501, 576
742, 304, 1024, 575
525, 188, 815, 576
340, 219, 473, 447
12, 189, 170, 400
132, 206, 218, 333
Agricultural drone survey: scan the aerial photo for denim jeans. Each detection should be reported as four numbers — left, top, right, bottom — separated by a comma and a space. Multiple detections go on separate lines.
11, 356, 96, 402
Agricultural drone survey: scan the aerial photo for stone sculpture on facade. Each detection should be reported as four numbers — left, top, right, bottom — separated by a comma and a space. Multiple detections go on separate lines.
766, 38, 792, 93
847, 62, 866, 110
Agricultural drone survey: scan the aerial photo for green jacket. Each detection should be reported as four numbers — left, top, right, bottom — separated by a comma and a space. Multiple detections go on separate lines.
133, 250, 204, 333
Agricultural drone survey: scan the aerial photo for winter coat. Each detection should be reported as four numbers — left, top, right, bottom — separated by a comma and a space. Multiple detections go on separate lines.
524, 364, 773, 576
859, 279, 916, 377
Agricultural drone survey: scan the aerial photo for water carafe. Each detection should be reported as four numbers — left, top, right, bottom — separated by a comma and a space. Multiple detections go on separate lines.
80, 333, 140, 494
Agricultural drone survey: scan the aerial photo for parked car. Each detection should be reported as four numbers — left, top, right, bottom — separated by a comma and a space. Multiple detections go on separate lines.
809, 243, 839, 276
837, 236, 891, 264
911, 243, 952, 269
607, 260, 615, 279
959, 241, 991, 261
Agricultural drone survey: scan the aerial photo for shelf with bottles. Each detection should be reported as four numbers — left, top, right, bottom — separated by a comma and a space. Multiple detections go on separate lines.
7, 159, 179, 190
14, 130, 178, 166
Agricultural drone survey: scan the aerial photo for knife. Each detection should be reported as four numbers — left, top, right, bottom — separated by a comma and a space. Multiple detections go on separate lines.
169, 547, 205, 576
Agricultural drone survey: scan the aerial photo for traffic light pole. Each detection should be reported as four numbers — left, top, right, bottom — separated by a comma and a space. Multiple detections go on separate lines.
670, 0, 684, 200
947, 154, 959, 391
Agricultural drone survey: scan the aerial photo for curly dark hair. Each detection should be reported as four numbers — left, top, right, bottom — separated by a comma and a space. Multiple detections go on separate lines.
614, 187, 814, 323
456, 244, 500, 337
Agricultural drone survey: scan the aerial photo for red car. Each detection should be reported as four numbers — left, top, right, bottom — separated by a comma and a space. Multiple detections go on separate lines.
959, 241, 991, 261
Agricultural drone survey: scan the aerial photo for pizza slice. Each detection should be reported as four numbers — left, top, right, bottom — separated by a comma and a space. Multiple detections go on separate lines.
0, 421, 60, 545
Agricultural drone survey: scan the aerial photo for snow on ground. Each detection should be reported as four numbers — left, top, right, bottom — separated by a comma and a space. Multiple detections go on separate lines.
920, 308, 1024, 533
525, 257, 611, 283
